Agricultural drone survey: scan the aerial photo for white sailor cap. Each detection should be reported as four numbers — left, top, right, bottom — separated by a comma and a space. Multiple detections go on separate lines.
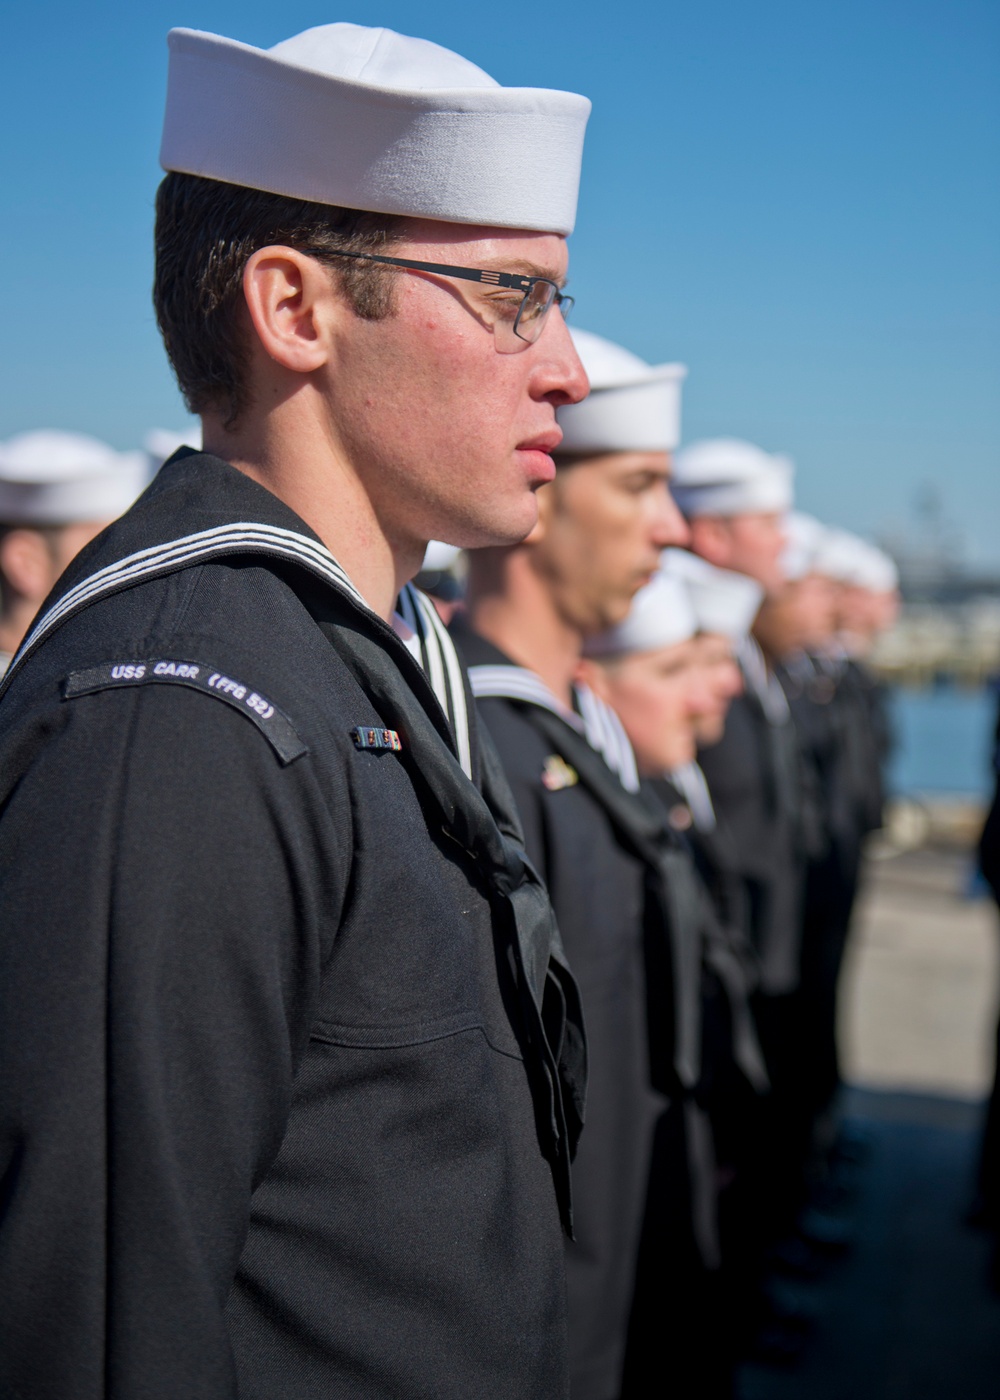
160, 23, 591, 236
856, 545, 899, 593
661, 548, 763, 640
421, 540, 462, 572
144, 426, 201, 474
0, 431, 147, 526
814, 532, 899, 592
671, 438, 794, 518
781, 512, 828, 582
812, 529, 872, 586
584, 569, 697, 658
556, 329, 688, 454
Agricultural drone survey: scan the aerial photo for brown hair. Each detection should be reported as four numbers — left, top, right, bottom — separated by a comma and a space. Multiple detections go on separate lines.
153, 172, 405, 427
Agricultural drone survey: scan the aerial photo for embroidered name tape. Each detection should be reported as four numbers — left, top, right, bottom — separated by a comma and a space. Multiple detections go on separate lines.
63, 659, 307, 765
351, 725, 403, 753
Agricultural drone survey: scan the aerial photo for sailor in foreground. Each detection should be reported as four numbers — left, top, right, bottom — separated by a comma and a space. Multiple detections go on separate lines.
0, 431, 146, 673
457, 329, 710, 1398
0, 23, 592, 1400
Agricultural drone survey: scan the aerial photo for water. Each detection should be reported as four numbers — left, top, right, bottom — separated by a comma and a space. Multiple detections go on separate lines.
887, 685, 996, 799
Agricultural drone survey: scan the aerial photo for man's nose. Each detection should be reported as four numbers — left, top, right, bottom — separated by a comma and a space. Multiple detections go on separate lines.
651, 488, 690, 549
536, 310, 590, 407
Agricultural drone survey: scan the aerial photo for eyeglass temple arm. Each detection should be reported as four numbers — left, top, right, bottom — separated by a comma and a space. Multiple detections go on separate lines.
317, 248, 536, 292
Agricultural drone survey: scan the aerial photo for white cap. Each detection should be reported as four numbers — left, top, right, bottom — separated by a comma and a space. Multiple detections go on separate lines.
0, 432, 147, 525
781, 512, 827, 581
144, 426, 201, 474
160, 24, 591, 235
421, 540, 462, 572
584, 569, 697, 658
556, 329, 688, 453
812, 529, 879, 587
661, 548, 763, 640
814, 532, 899, 592
857, 545, 899, 593
671, 438, 794, 518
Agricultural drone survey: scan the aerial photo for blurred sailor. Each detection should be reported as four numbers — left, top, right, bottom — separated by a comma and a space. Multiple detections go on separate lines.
0, 431, 146, 671
458, 329, 697, 1398
671, 439, 803, 1008
669, 437, 820, 1350
777, 528, 898, 1153
581, 561, 770, 1394
0, 22, 592, 1399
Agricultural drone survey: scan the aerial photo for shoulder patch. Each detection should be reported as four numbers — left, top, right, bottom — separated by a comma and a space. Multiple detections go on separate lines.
62, 659, 307, 765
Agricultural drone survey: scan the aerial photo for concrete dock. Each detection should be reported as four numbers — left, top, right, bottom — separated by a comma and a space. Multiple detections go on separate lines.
740, 845, 1000, 1399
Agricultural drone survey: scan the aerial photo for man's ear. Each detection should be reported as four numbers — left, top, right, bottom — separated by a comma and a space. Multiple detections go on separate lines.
242, 247, 343, 376
0, 529, 58, 605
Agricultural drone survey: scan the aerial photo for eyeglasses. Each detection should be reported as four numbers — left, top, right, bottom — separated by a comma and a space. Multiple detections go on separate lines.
308, 248, 574, 353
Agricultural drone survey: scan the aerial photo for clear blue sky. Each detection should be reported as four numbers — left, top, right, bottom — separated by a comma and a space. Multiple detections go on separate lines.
2, 1, 998, 560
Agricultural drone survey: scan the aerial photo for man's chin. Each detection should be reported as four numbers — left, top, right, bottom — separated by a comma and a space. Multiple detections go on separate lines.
436, 505, 540, 553
695, 718, 724, 747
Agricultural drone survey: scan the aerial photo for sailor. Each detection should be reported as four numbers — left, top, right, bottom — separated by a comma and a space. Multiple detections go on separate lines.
670, 438, 802, 1003
585, 551, 773, 1375
0, 23, 592, 1399
653, 547, 768, 1085
822, 534, 899, 837
0, 430, 146, 672
456, 328, 718, 1398
668, 437, 820, 1334
782, 528, 898, 1146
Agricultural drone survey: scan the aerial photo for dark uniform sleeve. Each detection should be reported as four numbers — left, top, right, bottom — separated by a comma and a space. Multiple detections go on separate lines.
0, 683, 344, 1398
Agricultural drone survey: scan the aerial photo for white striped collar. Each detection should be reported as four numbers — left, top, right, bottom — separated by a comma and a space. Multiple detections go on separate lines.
468, 663, 585, 732
670, 761, 717, 832
468, 661, 640, 794
9, 522, 365, 679
397, 585, 472, 779
574, 683, 641, 793
1, 521, 474, 781
737, 634, 790, 725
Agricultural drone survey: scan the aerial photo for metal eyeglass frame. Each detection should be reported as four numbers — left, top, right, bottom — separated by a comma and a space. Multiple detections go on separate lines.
308, 248, 574, 349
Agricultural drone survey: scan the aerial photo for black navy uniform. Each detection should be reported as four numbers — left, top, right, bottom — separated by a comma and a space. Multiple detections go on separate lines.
780, 651, 887, 1125
0, 452, 584, 1400
458, 628, 755, 1400
696, 640, 809, 1254
696, 640, 804, 1002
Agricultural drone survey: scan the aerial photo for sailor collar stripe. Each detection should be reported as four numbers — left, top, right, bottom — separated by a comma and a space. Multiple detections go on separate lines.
10, 522, 366, 673
63, 658, 308, 764
0, 520, 474, 781
468, 662, 640, 794
397, 584, 472, 778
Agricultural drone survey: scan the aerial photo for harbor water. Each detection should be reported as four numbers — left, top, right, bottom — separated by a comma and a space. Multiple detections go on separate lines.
888, 685, 996, 801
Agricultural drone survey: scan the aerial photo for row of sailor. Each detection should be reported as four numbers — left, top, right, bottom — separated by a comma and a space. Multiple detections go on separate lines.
0, 19, 897, 1400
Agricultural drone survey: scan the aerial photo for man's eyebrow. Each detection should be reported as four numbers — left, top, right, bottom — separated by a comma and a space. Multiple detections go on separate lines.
479, 259, 567, 289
